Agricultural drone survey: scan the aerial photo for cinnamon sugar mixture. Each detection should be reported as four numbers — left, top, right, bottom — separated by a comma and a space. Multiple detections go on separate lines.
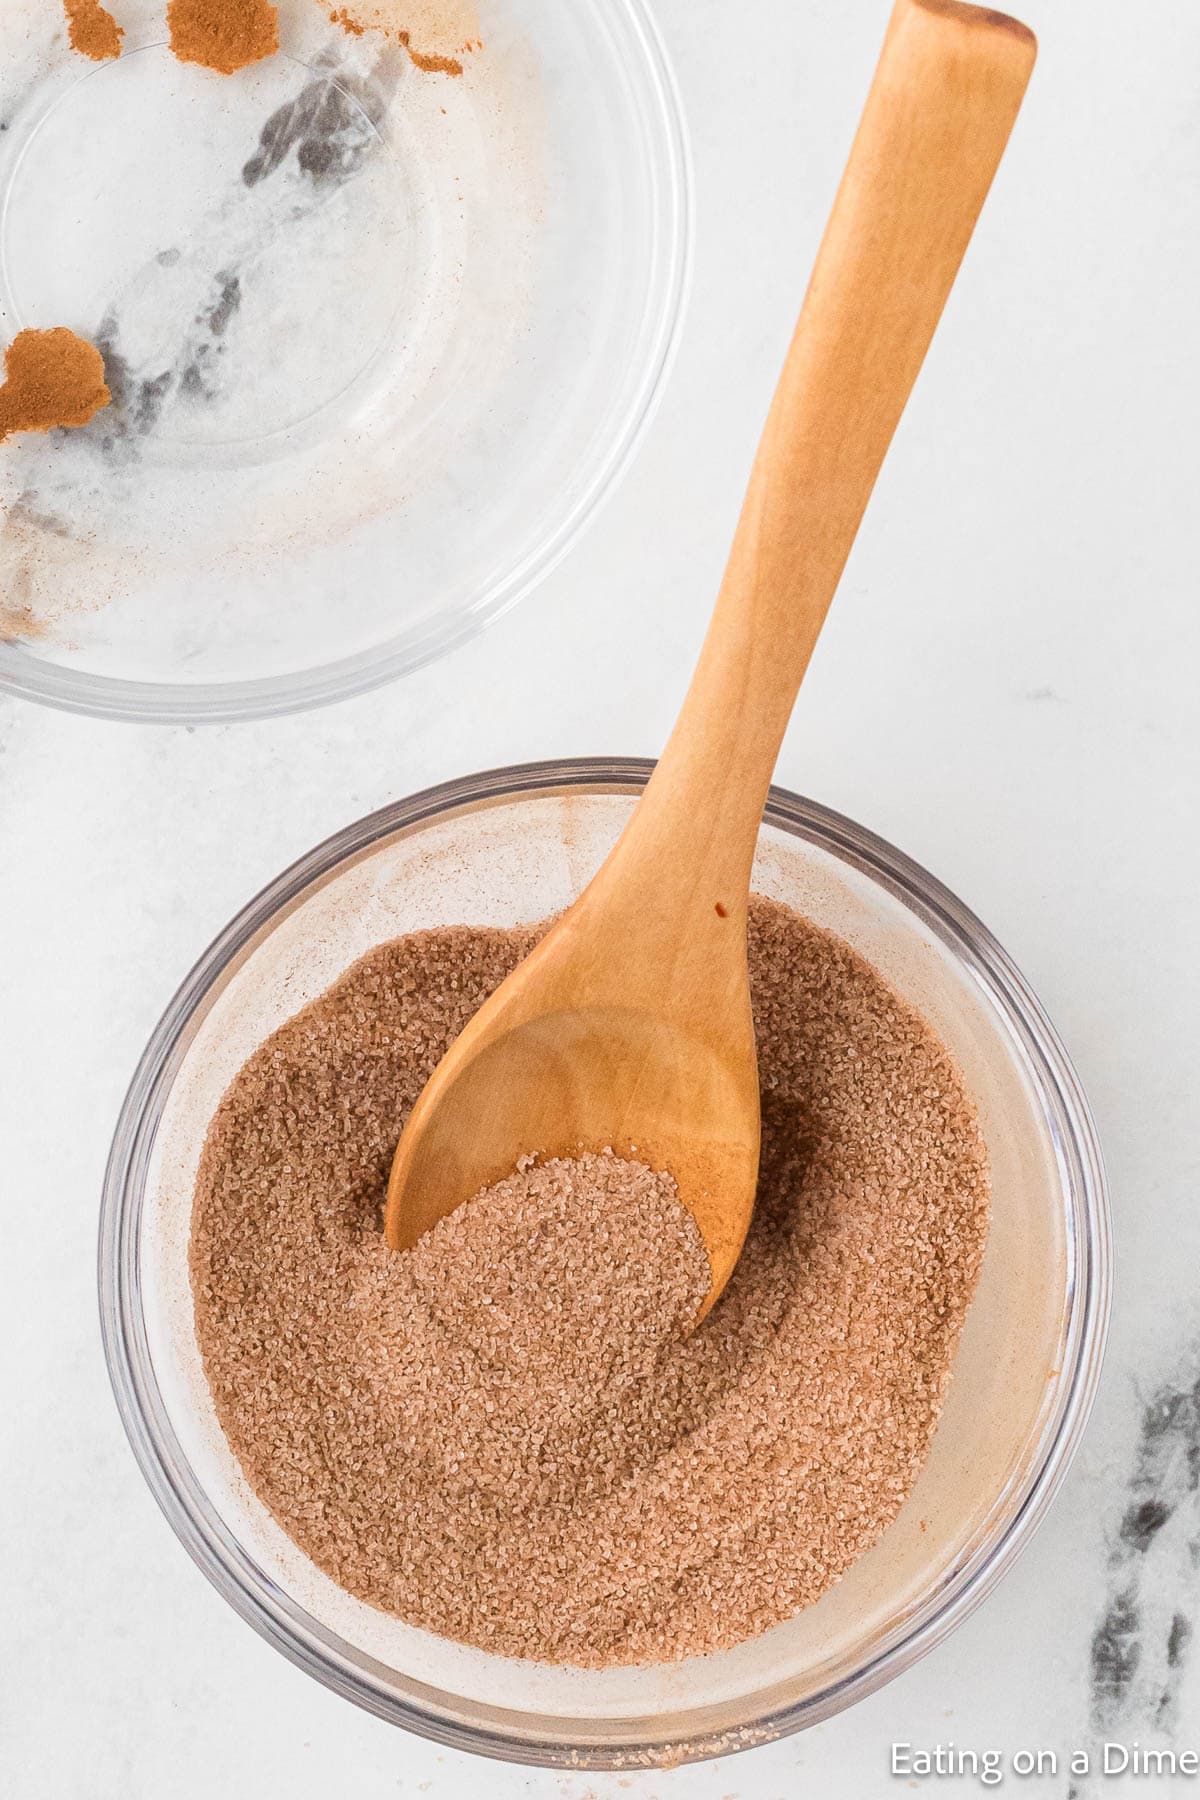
191, 897, 989, 1666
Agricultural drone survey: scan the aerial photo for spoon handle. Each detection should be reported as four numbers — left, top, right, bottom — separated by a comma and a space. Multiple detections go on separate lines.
613, 0, 1035, 922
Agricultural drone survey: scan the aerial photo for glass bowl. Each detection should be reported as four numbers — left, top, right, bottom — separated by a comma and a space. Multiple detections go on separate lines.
99, 760, 1110, 1767
0, 3, 689, 722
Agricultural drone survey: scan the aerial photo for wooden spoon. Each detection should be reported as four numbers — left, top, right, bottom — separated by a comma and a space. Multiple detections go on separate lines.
387, 0, 1036, 1315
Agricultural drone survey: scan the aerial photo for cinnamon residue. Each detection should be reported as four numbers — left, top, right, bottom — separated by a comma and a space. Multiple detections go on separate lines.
63, 0, 124, 60
0, 330, 111, 446
400, 34, 463, 76
327, 2, 479, 76
167, 0, 280, 75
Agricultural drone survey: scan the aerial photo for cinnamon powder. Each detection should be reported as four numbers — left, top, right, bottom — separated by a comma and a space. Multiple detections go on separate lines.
167, 0, 280, 75
63, 0, 124, 60
191, 896, 990, 1666
401, 36, 464, 77
327, 2, 479, 76
0, 330, 110, 446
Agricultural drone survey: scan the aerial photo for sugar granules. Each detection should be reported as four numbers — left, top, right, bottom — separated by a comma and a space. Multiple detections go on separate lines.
190, 896, 990, 1666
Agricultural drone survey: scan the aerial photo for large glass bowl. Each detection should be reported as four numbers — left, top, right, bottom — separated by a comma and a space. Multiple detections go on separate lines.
0, 2, 689, 722
99, 760, 1110, 1767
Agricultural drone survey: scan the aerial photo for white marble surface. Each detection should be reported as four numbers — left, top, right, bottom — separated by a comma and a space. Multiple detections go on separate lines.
3, 0, 1199, 1792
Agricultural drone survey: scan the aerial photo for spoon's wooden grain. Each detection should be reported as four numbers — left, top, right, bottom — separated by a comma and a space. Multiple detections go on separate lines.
387, 0, 1036, 1314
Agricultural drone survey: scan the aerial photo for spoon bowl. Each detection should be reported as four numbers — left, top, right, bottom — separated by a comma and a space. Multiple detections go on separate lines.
388, 937, 762, 1315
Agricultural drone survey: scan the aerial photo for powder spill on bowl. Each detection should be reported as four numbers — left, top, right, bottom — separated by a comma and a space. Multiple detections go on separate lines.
63, 0, 123, 60
190, 897, 990, 1667
326, 0, 481, 74
167, 0, 280, 74
0, 330, 111, 445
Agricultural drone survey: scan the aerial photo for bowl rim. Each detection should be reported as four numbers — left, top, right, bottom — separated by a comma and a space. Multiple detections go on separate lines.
98, 758, 1112, 1767
0, 0, 693, 726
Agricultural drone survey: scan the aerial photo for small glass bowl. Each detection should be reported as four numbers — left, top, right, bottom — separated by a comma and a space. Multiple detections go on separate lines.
0, 1, 689, 722
99, 761, 1110, 1767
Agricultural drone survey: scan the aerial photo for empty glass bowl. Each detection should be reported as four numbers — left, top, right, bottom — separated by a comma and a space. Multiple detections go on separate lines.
0, 3, 689, 720
99, 761, 1110, 1766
